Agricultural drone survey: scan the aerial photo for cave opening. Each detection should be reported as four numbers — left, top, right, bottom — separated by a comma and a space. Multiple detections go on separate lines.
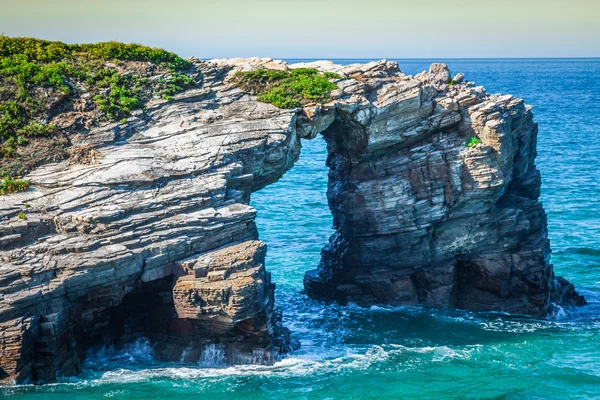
81, 273, 264, 365
76, 275, 184, 361
452, 259, 481, 310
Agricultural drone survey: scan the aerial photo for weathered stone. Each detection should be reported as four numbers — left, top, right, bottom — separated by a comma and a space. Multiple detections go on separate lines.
194, 266, 209, 278
453, 72, 465, 83
0, 58, 300, 383
301, 62, 585, 316
207, 270, 228, 282
0, 58, 584, 383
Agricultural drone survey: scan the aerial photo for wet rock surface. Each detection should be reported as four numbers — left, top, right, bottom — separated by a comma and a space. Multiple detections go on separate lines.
0, 58, 584, 383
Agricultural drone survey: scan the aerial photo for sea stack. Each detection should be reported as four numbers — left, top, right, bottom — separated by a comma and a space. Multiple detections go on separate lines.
0, 56, 584, 383
301, 61, 586, 314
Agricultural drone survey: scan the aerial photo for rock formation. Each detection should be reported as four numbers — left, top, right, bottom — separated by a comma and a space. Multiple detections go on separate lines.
301, 62, 586, 314
0, 57, 584, 383
0, 58, 300, 383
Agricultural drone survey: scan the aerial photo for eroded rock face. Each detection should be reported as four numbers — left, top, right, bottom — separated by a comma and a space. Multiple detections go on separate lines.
0, 58, 584, 383
301, 61, 585, 315
0, 58, 301, 383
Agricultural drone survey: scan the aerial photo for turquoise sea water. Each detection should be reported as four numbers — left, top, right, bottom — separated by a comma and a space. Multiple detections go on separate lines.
3, 59, 600, 399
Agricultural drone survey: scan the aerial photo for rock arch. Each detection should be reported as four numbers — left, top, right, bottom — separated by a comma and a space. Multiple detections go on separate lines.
0, 58, 584, 383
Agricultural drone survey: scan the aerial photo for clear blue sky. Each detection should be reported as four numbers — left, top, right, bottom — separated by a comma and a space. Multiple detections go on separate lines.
1, 0, 599, 58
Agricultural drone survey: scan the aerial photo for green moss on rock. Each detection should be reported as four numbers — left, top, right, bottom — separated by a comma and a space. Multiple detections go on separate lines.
466, 136, 482, 147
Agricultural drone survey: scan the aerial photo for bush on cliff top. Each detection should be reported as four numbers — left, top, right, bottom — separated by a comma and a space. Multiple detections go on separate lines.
0, 37, 191, 69
0, 36, 197, 182
233, 68, 341, 109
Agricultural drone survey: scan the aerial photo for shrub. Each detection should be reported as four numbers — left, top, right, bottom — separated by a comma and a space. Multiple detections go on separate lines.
258, 87, 301, 108
157, 72, 196, 99
0, 36, 191, 70
0, 36, 197, 177
466, 136, 482, 147
17, 211, 26, 220
323, 71, 343, 80
233, 68, 340, 109
74, 41, 191, 70
0, 176, 30, 195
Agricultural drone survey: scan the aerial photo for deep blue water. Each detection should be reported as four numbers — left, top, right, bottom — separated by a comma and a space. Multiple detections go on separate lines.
3, 59, 600, 399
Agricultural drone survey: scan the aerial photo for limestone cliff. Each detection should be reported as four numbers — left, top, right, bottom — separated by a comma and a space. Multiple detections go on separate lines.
0, 57, 584, 383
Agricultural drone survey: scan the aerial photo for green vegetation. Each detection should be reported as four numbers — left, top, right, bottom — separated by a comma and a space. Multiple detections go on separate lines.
233, 68, 341, 109
323, 71, 343, 79
0, 37, 190, 69
0, 36, 197, 178
157, 72, 196, 100
17, 211, 26, 220
447, 79, 456, 86
91, 70, 143, 122
466, 136, 482, 147
0, 176, 30, 195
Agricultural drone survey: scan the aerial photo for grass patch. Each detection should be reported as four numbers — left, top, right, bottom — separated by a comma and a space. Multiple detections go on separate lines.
158, 72, 196, 100
0, 36, 197, 178
466, 136, 482, 147
233, 68, 341, 109
0, 176, 30, 195
17, 211, 26, 220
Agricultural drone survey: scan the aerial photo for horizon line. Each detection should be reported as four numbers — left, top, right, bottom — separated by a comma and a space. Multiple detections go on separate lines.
202, 57, 600, 60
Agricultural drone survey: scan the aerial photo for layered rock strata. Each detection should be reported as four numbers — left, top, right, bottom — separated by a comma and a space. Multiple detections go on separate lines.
0, 58, 301, 383
0, 58, 584, 383
301, 62, 585, 315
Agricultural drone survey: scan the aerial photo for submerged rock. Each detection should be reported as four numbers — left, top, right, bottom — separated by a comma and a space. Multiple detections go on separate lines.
0, 57, 584, 383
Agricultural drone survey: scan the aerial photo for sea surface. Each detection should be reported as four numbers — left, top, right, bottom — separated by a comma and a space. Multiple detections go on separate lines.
3, 59, 600, 399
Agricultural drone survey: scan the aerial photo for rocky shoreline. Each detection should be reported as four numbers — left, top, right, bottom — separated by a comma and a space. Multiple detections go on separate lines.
0, 57, 585, 383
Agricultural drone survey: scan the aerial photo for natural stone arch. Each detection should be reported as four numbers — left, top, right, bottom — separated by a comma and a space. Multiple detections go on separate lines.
0, 58, 584, 383
290, 61, 584, 315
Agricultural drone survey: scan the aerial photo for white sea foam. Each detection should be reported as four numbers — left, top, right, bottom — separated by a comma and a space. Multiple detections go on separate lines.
103, 389, 125, 398
388, 343, 477, 361
549, 303, 569, 320
70, 344, 397, 385
198, 344, 226, 367
179, 347, 192, 363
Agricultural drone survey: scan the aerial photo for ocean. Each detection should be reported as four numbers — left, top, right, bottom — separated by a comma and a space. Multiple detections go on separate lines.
2, 59, 599, 399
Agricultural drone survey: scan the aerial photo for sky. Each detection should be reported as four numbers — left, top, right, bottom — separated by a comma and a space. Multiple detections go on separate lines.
1, 0, 599, 58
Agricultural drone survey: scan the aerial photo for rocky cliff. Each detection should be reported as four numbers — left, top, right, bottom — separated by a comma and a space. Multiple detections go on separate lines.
0, 57, 584, 383
301, 62, 585, 314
